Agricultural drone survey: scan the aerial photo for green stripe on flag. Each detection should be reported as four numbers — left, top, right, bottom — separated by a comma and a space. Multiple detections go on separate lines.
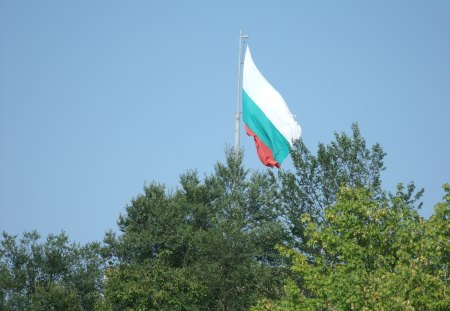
242, 90, 291, 164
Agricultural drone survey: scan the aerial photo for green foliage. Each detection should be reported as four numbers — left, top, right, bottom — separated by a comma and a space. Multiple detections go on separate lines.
0, 231, 104, 310
2, 126, 447, 310
102, 149, 286, 310
252, 186, 450, 310
279, 123, 387, 249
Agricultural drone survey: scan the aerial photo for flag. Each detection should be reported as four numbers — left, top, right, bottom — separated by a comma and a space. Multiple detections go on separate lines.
242, 46, 301, 168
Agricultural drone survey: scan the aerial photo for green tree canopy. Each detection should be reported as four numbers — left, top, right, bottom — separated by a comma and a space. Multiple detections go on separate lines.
279, 123, 388, 249
252, 184, 450, 310
2, 125, 447, 311
0, 231, 104, 310
101, 150, 286, 310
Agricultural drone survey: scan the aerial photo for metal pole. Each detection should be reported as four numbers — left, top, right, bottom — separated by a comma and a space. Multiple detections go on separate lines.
234, 31, 248, 156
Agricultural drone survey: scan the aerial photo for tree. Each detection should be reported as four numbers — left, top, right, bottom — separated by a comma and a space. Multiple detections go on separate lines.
102, 149, 286, 310
279, 123, 387, 250
251, 185, 450, 310
0, 231, 104, 310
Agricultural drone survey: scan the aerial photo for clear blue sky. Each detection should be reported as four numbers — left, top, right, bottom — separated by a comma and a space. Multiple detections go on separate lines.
1, 1, 449, 244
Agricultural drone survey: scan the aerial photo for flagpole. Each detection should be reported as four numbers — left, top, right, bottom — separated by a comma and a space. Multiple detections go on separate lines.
234, 31, 248, 156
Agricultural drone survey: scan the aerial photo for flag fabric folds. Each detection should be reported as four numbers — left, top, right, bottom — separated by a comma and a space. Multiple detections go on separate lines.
242, 46, 301, 168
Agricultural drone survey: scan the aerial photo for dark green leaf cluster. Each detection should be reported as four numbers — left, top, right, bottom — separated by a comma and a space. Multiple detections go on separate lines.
100, 149, 286, 310
0, 231, 104, 310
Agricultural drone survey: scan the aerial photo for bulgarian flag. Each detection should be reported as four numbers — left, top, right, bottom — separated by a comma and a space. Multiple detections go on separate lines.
242, 46, 301, 168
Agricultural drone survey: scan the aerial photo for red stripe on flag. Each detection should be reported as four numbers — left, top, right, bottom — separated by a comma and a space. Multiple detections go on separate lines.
245, 125, 280, 168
